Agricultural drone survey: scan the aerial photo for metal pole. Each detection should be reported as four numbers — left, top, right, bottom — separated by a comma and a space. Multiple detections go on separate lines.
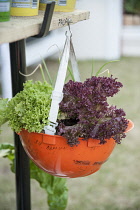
9, 39, 31, 210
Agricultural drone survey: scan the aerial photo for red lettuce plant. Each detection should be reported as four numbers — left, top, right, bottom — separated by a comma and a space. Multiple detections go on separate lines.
56, 76, 128, 146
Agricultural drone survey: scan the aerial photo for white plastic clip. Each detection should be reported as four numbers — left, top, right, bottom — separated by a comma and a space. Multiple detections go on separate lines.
44, 122, 58, 135
51, 90, 63, 101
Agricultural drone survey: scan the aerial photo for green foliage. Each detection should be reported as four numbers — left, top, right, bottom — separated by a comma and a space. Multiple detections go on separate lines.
30, 161, 68, 210
42, 60, 53, 86
0, 143, 68, 210
0, 98, 9, 130
0, 143, 15, 161
4, 80, 53, 133
124, 0, 140, 14
95, 60, 119, 77
0, 143, 15, 173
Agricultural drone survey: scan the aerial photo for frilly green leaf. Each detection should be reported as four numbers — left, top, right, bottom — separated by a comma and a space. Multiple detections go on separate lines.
4, 80, 53, 133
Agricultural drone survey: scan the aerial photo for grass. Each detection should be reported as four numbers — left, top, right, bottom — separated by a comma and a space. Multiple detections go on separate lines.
0, 57, 140, 210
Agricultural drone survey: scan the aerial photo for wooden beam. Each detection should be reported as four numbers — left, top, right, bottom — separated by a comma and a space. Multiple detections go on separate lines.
0, 10, 90, 44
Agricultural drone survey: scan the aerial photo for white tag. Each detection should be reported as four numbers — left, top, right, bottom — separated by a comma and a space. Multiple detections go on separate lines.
0, 2, 10, 12
58, 0, 67, 6
40, 0, 67, 6
11, 0, 38, 9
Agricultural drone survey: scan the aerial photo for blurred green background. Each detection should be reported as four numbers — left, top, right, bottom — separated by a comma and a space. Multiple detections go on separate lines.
0, 57, 139, 210
124, 0, 140, 14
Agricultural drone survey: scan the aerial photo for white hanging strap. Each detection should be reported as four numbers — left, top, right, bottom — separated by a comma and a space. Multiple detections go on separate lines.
44, 33, 71, 135
70, 37, 81, 82
44, 31, 81, 135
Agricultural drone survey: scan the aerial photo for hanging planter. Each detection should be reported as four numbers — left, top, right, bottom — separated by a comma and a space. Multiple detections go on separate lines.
0, 25, 134, 178
19, 120, 133, 178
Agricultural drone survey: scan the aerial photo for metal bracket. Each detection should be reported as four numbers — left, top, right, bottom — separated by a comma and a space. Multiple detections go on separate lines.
34, 1, 55, 38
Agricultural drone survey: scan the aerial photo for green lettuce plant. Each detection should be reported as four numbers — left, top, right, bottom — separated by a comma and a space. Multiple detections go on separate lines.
0, 80, 52, 133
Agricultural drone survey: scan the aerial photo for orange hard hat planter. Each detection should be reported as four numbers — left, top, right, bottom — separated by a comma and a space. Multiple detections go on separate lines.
19, 120, 133, 178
